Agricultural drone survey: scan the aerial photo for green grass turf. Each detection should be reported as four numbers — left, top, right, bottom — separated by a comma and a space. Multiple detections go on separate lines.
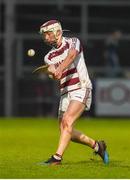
0, 117, 130, 178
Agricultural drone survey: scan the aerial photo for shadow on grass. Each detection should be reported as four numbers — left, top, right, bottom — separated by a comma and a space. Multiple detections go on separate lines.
109, 160, 130, 169
63, 160, 130, 169
64, 160, 104, 166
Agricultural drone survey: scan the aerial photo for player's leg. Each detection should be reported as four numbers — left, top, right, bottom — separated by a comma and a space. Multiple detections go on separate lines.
53, 118, 108, 164
56, 100, 85, 157
59, 113, 95, 148
71, 129, 109, 164
44, 88, 109, 165
71, 129, 95, 148
44, 100, 85, 165
58, 113, 109, 164
69, 88, 96, 148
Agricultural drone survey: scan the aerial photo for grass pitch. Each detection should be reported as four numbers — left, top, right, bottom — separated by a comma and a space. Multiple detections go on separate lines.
0, 117, 130, 178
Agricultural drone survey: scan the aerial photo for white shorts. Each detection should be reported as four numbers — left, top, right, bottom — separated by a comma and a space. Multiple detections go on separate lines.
58, 88, 92, 114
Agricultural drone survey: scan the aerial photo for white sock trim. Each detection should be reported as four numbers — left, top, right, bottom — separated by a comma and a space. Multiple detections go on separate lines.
94, 142, 99, 152
53, 155, 62, 160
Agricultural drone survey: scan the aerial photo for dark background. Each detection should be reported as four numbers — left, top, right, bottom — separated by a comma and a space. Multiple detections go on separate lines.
0, 0, 130, 117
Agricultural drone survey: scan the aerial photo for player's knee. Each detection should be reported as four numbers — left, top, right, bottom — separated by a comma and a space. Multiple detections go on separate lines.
62, 113, 72, 127
61, 114, 73, 133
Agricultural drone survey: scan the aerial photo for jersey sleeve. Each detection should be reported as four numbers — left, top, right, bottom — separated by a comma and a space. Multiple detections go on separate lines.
70, 37, 81, 53
44, 54, 53, 65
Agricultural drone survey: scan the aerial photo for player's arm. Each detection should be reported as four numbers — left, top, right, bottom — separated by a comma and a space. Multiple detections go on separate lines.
60, 48, 78, 71
54, 48, 78, 79
45, 49, 79, 77
54, 38, 80, 79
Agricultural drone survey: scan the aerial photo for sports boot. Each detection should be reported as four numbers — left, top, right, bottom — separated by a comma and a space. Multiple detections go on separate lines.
95, 140, 109, 164
44, 155, 62, 165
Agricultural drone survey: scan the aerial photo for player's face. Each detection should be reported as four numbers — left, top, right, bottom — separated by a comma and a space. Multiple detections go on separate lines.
42, 31, 57, 46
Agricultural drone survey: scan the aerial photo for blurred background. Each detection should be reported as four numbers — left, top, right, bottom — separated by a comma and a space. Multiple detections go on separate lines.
0, 0, 130, 118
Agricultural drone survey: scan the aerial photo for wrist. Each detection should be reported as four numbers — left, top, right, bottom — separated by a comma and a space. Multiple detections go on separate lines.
59, 64, 64, 72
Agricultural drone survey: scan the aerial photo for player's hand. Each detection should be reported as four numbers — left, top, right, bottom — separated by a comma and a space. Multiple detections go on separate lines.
47, 64, 56, 75
54, 65, 63, 80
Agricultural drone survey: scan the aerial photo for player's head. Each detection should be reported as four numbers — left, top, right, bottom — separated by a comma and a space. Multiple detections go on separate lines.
40, 20, 63, 47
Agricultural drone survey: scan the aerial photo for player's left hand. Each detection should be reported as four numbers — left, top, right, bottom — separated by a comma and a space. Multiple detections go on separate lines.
47, 64, 56, 74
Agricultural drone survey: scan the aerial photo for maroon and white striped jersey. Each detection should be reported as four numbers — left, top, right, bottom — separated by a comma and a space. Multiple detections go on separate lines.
44, 37, 92, 95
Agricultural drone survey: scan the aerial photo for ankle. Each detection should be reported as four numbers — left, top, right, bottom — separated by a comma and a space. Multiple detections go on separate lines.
93, 141, 99, 152
53, 153, 62, 160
